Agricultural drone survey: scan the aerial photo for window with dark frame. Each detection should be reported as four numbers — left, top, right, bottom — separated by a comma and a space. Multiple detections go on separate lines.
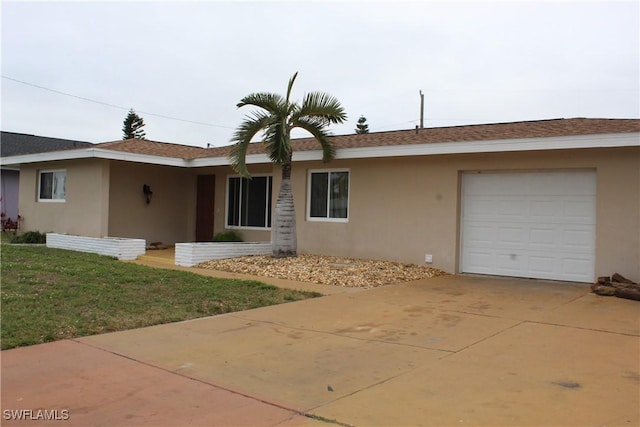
308, 170, 349, 220
227, 176, 272, 228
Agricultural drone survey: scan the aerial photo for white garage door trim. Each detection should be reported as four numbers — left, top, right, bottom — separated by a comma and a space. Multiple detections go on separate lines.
460, 170, 596, 283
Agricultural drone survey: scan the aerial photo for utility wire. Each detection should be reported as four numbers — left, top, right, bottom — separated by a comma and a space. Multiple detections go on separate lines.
1, 75, 235, 129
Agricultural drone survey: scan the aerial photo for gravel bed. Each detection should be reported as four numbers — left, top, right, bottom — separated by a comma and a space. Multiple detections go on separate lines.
196, 254, 447, 288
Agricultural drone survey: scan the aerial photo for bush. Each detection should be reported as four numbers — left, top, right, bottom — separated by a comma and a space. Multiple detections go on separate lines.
10, 231, 46, 244
212, 230, 243, 242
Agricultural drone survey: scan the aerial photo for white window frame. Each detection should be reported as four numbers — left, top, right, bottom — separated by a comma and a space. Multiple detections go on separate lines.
38, 169, 67, 202
225, 174, 273, 230
306, 168, 350, 223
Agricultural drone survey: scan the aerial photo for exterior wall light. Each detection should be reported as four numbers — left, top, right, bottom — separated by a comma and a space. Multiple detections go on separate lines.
142, 184, 153, 205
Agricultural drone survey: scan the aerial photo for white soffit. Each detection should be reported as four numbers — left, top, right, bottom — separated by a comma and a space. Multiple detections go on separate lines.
1, 147, 190, 167
327, 132, 640, 161
196, 132, 640, 166
189, 153, 269, 168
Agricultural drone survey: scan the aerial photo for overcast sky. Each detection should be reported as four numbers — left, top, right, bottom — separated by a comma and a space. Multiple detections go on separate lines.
2, 0, 638, 148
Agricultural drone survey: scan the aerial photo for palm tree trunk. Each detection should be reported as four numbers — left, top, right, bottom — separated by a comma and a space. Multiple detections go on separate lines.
272, 161, 297, 257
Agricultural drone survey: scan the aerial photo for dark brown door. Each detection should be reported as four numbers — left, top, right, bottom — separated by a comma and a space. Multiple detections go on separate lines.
196, 175, 215, 241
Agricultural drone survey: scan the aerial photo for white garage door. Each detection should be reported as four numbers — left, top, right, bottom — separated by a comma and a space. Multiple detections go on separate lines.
461, 171, 596, 283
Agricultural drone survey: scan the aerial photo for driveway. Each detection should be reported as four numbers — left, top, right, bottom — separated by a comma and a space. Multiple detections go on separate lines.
2, 274, 639, 426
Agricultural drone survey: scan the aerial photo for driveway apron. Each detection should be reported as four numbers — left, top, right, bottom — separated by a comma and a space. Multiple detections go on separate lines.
2, 274, 639, 426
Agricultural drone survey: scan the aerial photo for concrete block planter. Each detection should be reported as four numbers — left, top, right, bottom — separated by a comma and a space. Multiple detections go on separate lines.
46, 233, 146, 261
175, 242, 272, 267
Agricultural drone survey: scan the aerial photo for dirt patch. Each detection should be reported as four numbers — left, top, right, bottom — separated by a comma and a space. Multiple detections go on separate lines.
196, 254, 447, 288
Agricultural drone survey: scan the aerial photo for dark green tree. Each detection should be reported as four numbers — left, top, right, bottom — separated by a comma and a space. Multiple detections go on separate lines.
122, 109, 146, 140
355, 115, 369, 134
229, 72, 347, 257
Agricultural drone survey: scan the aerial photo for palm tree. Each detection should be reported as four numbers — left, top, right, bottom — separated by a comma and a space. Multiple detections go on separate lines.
229, 72, 347, 257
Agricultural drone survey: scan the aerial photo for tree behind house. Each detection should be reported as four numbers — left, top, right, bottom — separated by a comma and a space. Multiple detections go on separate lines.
355, 115, 369, 134
122, 109, 146, 139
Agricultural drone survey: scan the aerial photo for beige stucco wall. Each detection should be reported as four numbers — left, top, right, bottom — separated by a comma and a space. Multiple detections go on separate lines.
17, 145, 638, 282
18, 159, 110, 237
107, 161, 195, 244
289, 147, 640, 282
594, 147, 640, 282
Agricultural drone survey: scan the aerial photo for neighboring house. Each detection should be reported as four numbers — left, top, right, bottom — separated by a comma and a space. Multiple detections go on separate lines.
1, 118, 638, 283
0, 132, 92, 226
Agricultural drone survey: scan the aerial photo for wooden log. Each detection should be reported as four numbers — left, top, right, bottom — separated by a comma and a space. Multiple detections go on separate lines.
615, 287, 640, 301
612, 273, 637, 285
611, 282, 640, 290
592, 285, 616, 296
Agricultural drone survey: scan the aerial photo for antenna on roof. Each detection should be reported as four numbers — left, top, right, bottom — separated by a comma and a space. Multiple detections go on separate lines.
419, 90, 425, 129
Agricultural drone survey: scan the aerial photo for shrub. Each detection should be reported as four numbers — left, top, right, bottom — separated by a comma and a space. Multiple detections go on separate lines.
212, 230, 243, 242
10, 231, 46, 244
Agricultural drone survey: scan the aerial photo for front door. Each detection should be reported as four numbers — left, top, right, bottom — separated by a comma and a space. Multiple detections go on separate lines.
195, 175, 215, 242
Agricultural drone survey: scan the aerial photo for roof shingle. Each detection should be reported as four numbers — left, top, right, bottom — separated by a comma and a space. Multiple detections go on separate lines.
1, 131, 92, 157
8, 118, 637, 161
192, 117, 640, 159
96, 139, 209, 159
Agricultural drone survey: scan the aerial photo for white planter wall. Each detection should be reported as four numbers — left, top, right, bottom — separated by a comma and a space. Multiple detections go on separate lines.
175, 242, 272, 267
46, 233, 146, 260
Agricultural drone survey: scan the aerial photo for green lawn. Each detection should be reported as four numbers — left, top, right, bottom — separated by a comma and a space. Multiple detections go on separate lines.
0, 244, 321, 350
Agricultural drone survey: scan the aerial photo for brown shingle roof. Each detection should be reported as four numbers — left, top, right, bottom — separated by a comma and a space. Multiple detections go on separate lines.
98, 118, 640, 160
96, 139, 209, 159
195, 118, 640, 159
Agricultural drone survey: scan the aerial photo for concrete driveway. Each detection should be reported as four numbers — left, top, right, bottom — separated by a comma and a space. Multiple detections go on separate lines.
2, 274, 639, 426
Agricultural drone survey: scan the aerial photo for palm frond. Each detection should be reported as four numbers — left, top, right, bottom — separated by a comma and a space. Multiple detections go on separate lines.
285, 72, 299, 104
293, 117, 336, 162
228, 111, 273, 177
237, 93, 286, 115
231, 73, 345, 171
262, 119, 291, 166
294, 92, 347, 124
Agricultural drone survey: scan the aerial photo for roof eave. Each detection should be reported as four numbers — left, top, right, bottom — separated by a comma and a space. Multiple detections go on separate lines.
2, 131, 637, 167
327, 131, 640, 160
1, 147, 191, 167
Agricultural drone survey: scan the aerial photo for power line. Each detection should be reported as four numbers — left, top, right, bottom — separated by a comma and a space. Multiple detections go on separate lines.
1, 75, 235, 129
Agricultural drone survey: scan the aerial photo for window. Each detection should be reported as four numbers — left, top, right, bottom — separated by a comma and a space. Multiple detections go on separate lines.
227, 175, 272, 228
38, 170, 66, 202
307, 169, 349, 221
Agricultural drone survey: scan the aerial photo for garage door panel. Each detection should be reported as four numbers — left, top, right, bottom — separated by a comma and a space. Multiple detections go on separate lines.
463, 251, 494, 272
562, 228, 595, 250
464, 198, 495, 217
563, 198, 596, 222
498, 226, 525, 244
529, 227, 558, 246
495, 253, 526, 273
461, 171, 595, 283
562, 173, 597, 194
562, 258, 592, 277
465, 224, 495, 245
465, 174, 523, 195
528, 255, 557, 275
497, 199, 526, 216
530, 200, 562, 218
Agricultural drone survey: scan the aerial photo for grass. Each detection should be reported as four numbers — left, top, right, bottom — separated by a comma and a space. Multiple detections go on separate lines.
0, 244, 321, 350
